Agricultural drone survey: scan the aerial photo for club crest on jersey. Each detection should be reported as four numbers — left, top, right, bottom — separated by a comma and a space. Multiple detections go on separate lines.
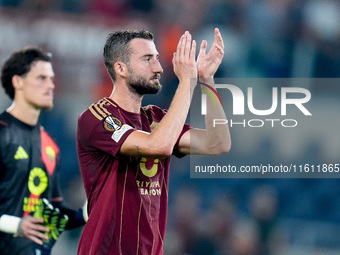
103, 116, 122, 132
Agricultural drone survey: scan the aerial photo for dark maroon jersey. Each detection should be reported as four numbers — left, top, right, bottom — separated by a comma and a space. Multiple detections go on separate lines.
77, 98, 190, 255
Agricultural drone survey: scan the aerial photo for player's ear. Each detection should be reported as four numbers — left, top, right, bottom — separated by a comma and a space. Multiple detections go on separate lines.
12, 75, 24, 89
114, 62, 128, 78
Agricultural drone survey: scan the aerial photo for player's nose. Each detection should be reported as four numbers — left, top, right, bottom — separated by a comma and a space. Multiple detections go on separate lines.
152, 59, 163, 74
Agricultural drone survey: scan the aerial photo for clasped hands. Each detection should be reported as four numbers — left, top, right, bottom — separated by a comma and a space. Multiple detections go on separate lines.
172, 28, 224, 83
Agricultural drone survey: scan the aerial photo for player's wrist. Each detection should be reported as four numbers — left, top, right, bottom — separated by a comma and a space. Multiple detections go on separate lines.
198, 73, 214, 79
0, 214, 21, 235
197, 78, 215, 89
198, 77, 214, 82
178, 76, 197, 84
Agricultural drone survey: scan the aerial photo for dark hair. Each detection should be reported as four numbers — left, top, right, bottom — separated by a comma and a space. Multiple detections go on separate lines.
103, 30, 154, 82
0, 47, 52, 100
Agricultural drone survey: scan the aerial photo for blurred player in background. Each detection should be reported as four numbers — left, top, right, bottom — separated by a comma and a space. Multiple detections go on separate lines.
0, 47, 88, 255
76, 28, 231, 255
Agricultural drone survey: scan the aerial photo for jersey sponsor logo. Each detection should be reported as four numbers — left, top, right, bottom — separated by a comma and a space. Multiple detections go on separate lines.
136, 180, 161, 196
28, 167, 48, 196
140, 157, 158, 178
14, 146, 29, 160
136, 158, 162, 196
103, 116, 122, 132
23, 167, 49, 215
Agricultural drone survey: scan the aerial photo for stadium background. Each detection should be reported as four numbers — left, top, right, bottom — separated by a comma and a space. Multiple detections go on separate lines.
0, 0, 340, 254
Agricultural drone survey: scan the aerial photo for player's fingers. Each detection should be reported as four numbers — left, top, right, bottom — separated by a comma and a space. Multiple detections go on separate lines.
190, 40, 196, 61
25, 217, 50, 233
29, 229, 50, 240
25, 228, 49, 240
32, 223, 50, 233
27, 234, 45, 245
214, 28, 224, 49
184, 32, 192, 58
215, 44, 224, 55
176, 33, 186, 58
29, 217, 45, 224
199, 40, 207, 57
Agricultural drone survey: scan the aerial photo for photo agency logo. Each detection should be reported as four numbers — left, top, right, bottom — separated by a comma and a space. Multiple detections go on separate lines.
199, 80, 312, 128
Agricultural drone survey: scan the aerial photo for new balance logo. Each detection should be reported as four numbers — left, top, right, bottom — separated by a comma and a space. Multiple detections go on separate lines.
14, 146, 29, 160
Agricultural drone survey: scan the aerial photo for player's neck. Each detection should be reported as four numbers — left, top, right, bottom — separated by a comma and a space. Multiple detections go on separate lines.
109, 83, 143, 114
7, 102, 40, 126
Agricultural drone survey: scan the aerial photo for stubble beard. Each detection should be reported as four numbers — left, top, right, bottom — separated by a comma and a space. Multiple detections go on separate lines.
127, 67, 162, 96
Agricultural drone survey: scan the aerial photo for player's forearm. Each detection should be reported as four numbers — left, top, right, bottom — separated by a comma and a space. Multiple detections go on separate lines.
202, 79, 231, 155
121, 79, 195, 158
148, 30, 196, 155
147, 80, 194, 156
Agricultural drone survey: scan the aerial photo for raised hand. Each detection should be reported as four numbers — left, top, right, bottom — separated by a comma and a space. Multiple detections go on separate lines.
197, 28, 224, 79
172, 31, 197, 83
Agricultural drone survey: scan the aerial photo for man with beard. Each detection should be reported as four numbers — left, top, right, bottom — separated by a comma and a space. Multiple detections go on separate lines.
76, 29, 231, 255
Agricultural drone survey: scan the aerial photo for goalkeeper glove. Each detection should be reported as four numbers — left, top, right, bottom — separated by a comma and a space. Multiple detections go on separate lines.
32, 198, 69, 255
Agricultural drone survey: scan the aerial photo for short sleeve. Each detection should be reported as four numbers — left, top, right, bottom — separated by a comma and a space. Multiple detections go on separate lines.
77, 107, 135, 158
172, 123, 191, 158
